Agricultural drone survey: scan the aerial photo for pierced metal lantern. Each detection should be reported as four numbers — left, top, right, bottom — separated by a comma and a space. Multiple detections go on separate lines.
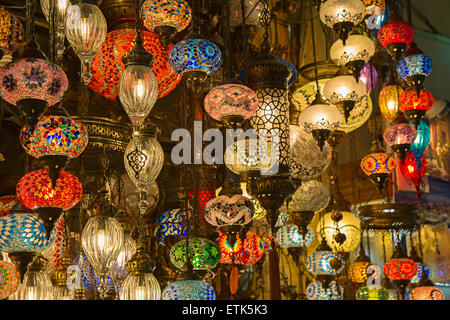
397, 54, 432, 96
319, 0, 365, 45
360, 140, 395, 192
377, 20, 414, 63
399, 89, 433, 128
0, 7, 24, 59
141, 0, 191, 47
169, 237, 220, 271
306, 280, 343, 300
289, 125, 331, 182
218, 230, 265, 266
162, 279, 216, 300
229, 0, 263, 28
168, 38, 222, 85
323, 75, 367, 123
204, 84, 258, 124
330, 35, 375, 80
90, 28, 181, 100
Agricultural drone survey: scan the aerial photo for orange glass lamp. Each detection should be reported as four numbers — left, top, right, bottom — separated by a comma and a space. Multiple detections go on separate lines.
360, 140, 395, 193
399, 89, 434, 128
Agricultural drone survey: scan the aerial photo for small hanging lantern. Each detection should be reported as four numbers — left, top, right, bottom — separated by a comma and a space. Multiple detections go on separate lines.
383, 112, 417, 162
397, 54, 432, 97
399, 89, 434, 128
377, 18, 414, 63
399, 151, 426, 201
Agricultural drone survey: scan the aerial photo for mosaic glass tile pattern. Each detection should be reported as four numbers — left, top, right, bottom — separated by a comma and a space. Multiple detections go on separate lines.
162, 280, 216, 300
169, 237, 220, 270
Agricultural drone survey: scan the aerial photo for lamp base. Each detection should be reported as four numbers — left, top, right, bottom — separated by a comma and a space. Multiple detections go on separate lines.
16, 98, 49, 130
345, 59, 365, 83
219, 224, 243, 248
393, 279, 411, 300
391, 143, 411, 162
290, 211, 315, 237
154, 25, 177, 49
404, 109, 426, 129
41, 155, 70, 188
312, 129, 331, 151
406, 74, 426, 98
337, 100, 356, 124
369, 173, 389, 194
333, 22, 354, 46
34, 207, 64, 240
385, 42, 407, 64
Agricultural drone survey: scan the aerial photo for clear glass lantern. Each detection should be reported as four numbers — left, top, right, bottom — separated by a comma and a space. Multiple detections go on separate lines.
81, 216, 124, 297
306, 280, 343, 300
65, 2, 107, 85
319, 0, 365, 44
119, 64, 158, 132
323, 75, 367, 122
109, 233, 136, 291
289, 125, 331, 181
120, 272, 161, 300
40, 0, 69, 58
124, 133, 164, 192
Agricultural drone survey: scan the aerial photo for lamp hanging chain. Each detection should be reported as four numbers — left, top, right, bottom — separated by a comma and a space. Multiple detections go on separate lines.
310, 0, 320, 93
49, 0, 55, 63
382, 233, 387, 264
240, 0, 248, 83
259, 0, 271, 52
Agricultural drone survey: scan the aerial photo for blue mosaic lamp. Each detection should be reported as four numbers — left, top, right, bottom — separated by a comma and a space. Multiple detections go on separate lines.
155, 208, 188, 245
411, 262, 431, 283
275, 224, 314, 248
168, 38, 222, 86
410, 119, 430, 170
278, 56, 297, 87
306, 280, 343, 300
397, 54, 432, 95
305, 240, 345, 276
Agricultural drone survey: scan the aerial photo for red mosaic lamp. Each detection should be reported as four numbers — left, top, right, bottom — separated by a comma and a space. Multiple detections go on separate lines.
384, 243, 418, 299
399, 151, 426, 201
399, 89, 434, 128
218, 229, 265, 266
89, 28, 181, 101
16, 169, 83, 238
377, 17, 414, 63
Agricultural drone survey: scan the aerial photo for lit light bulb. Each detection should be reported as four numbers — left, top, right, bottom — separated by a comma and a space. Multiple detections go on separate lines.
136, 79, 145, 99
387, 100, 395, 111
96, 229, 106, 250
80, 18, 90, 44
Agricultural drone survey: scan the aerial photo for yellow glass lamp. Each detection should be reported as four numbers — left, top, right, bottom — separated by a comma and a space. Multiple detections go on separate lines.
348, 247, 374, 283
379, 84, 404, 123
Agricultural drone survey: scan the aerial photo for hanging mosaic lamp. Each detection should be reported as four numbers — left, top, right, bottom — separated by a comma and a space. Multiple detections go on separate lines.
359, 63, 378, 92
399, 89, 434, 128
410, 119, 430, 169
0, 44, 68, 129
323, 75, 367, 123
155, 208, 188, 245
330, 35, 375, 81
383, 112, 417, 162
411, 262, 431, 284
218, 230, 265, 266
410, 286, 445, 300
42, 214, 66, 272
306, 280, 343, 300
0, 195, 17, 217
360, 139, 395, 192
275, 224, 315, 249
397, 54, 432, 96
289, 125, 331, 182
19, 115, 88, 186
399, 151, 426, 200
90, 28, 181, 100
0, 6, 24, 60
319, 0, 365, 45
356, 286, 389, 300
363, 0, 385, 17
169, 237, 220, 271
0, 260, 20, 299
168, 37, 222, 86
286, 180, 330, 236
305, 241, 345, 277
141, 0, 192, 47
65, 0, 107, 85
16, 169, 82, 238
377, 18, 414, 63
384, 244, 418, 299
204, 83, 258, 126
348, 246, 374, 284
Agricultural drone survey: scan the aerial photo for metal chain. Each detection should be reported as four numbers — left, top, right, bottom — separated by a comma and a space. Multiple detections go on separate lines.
259, 0, 271, 51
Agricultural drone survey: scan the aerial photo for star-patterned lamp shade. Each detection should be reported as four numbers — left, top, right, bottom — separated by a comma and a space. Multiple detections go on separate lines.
363, 0, 385, 16
411, 262, 431, 283
0, 58, 68, 106
168, 38, 222, 76
0, 213, 58, 252
89, 28, 181, 100
0, 7, 24, 58
275, 224, 315, 248
141, 0, 192, 33
410, 120, 430, 169
397, 54, 432, 79
305, 251, 345, 276
16, 169, 83, 210
306, 280, 343, 300
169, 237, 220, 271
20, 116, 88, 159
205, 195, 254, 227
356, 286, 389, 300
0, 195, 17, 217
379, 85, 404, 123
410, 286, 445, 300
218, 230, 265, 265
384, 257, 418, 280
289, 125, 331, 181
0, 260, 19, 299
204, 84, 258, 122
155, 208, 188, 244
162, 280, 216, 300
377, 21, 414, 48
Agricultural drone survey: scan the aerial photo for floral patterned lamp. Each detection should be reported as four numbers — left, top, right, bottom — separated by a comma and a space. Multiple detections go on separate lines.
141, 0, 192, 48
383, 112, 417, 162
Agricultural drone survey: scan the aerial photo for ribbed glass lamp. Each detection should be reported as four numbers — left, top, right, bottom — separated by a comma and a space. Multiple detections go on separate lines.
379, 85, 404, 123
